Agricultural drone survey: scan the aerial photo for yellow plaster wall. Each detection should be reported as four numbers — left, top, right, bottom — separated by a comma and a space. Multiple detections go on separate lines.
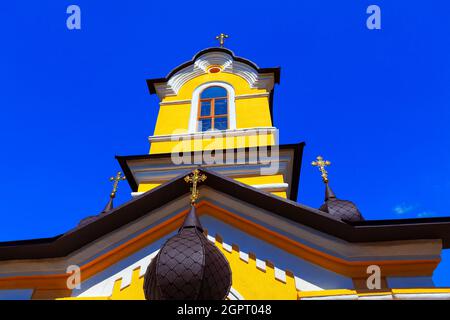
215, 240, 298, 300
235, 97, 272, 129
161, 73, 267, 103
149, 72, 274, 155
109, 268, 145, 300
59, 240, 298, 300
272, 191, 287, 198
138, 174, 287, 198
149, 132, 275, 154
235, 174, 284, 185
153, 103, 191, 136
54, 234, 450, 300
137, 182, 162, 193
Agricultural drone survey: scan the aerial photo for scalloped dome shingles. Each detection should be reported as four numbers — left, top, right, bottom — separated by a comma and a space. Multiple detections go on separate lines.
319, 184, 365, 222
143, 206, 232, 300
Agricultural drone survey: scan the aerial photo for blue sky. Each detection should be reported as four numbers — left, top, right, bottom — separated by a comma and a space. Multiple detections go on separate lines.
1, 1, 449, 285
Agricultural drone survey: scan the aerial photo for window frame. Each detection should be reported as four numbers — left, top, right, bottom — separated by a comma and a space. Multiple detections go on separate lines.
188, 82, 236, 134
197, 87, 229, 132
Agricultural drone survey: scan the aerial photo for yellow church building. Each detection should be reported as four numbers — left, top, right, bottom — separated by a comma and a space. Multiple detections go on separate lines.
1, 42, 450, 300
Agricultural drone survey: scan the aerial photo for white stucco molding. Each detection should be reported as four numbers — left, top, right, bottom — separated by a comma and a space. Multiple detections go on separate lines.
153, 51, 275, 99
148, 126, 277, 143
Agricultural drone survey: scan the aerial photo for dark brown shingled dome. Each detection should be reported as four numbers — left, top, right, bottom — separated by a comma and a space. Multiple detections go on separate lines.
143, 205, 232, 300
319, 184, 364, 222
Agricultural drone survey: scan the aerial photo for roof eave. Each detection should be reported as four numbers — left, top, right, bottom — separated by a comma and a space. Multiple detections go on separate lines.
2, 167, 450, 261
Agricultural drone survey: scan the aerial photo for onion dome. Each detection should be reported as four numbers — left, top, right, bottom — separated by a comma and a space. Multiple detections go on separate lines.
311, 155, 364, 222
76, 172, 125, 227
143, 205, 232, 300
76, 198, 113, 227
319, 184, 364, 222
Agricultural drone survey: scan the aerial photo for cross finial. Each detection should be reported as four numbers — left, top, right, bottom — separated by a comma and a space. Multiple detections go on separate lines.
109, 171, 126, 198
311, 156, 331, 184
184, 169, 207, 205
215, 33, 229, 48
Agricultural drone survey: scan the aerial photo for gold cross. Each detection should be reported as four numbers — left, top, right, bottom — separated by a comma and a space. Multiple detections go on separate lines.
184, 169, 207, 205
311, 156, 331, 183
215, 33, 229, 48
109, 171, 126, 198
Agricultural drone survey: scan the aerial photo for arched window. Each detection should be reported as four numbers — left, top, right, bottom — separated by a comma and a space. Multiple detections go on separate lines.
197, 86, 228, 132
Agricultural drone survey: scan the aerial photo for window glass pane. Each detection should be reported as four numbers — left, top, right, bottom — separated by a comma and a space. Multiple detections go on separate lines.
214, 99, 227, 115
214, 117, 228, 130
198, 118, 212, 132
201, 86, 227, 99
200, 101, 211, 116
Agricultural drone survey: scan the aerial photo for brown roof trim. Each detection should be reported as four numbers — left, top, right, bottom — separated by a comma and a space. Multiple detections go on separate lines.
348, 217, 450, 226
115, 142, 305, 201
289, 142, 304, 202
1, 167, 450, 260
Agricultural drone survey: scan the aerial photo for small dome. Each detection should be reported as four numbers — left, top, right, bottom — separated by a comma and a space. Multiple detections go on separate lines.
143, 206, 232, 300
319, 184, 364, 222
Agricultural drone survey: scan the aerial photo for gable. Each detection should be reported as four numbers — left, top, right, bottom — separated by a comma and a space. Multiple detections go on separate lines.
0, 185, 444, 299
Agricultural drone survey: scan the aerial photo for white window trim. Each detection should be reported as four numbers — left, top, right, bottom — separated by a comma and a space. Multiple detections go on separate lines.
188, 81, 236, 133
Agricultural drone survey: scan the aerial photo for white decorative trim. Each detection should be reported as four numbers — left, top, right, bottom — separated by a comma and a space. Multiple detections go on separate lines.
255, 259, 266, 271
188, 82, 236, 133
228, 287, 245, 300
294, 277, 323, 291
358, 295, 393, 300
274, 267, 286, 282
159, 99, 191, 106
239, 251, 249, 262
206, 235, 323, 292
235, 93, 270, 100
154, 51, 275, 99
149, 127, 277, 143
393, 293, 450, 300
222, 243, 233, 253
303, 293, 450, 300
131, 192, 144, 198
158, 93, 269, 106
251, 183, 288, 192
76, 250, 159, 298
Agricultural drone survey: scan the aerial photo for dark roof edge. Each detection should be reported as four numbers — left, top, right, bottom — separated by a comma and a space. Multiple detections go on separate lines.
115, 142, 305, 199
347, 216, 450, 226
2, 167, 450, 260
289, 142, 305, 201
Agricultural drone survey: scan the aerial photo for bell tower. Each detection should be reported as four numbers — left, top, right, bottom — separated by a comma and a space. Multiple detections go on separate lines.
117, 44, 304, 201
145, 45, 280, 155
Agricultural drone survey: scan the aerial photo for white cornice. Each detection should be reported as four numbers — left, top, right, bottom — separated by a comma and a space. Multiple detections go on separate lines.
159, 99, 191, 106
251, 183, 289, 192
148, 127, 277, 143
235, 92, 270, 100
158, 92, 269, 106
